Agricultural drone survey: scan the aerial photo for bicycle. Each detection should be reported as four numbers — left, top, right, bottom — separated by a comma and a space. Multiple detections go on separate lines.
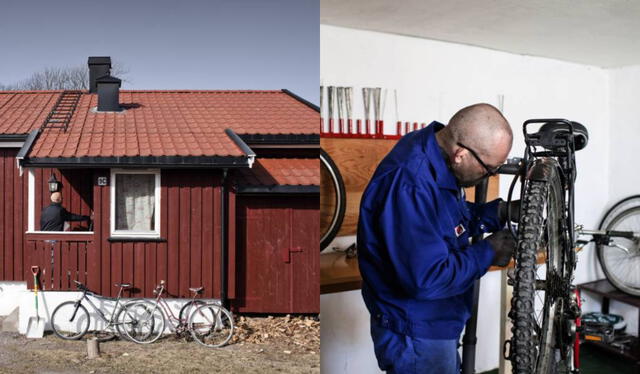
122, 280, 234, 348
498, 119, 590, 374
579, 195, 640, 296
50, 280, 137, 341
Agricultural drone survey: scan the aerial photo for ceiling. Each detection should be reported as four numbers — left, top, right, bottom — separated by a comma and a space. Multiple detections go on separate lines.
321, 0, 640, 68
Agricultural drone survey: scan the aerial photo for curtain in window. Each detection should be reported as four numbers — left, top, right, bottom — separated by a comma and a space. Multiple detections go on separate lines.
115, 174, 155, 231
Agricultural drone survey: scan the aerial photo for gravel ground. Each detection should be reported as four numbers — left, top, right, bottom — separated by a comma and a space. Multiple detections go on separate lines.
0, 316, 320, 374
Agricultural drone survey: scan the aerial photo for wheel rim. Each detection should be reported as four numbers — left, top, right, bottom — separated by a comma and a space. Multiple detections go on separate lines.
600, 207, 640, 295
532, 179, 564, 374
320, 149, 346, 250
123, 303, 163, 343
52, 303, 89, 339
190, 305, 234, 347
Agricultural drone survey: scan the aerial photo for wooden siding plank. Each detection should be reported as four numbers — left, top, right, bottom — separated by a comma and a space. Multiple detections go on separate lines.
134, 242, 145, 297
227, 187, 236, 300
190, 177, 202, 292
167, 172, 180, 297
4, 153, 14, 279
179, 174, 191, 297
202, 181, 214, 299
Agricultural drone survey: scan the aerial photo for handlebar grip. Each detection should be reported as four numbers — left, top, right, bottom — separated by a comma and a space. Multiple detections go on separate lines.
606, 230, 636, 239
498, 163, 522, 175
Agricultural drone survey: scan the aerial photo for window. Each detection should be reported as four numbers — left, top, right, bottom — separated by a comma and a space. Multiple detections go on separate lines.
110, 169, 160, 238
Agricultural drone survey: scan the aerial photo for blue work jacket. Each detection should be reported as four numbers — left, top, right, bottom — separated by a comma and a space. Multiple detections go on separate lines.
358, 122, 503, 339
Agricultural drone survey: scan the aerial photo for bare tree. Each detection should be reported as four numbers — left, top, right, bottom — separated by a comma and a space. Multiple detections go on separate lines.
0, 61, 130, 91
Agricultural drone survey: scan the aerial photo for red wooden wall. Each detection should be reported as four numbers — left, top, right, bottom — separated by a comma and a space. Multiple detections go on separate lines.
0, 149, 27, 282
0, 148, 319, 313
233, 196, 319, 313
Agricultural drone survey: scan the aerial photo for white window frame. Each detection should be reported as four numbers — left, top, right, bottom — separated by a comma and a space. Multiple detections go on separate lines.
110, 169, 161, 239
26, 168, 94, 235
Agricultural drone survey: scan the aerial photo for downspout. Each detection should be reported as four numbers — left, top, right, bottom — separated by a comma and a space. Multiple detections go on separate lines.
220, 168, 228, 308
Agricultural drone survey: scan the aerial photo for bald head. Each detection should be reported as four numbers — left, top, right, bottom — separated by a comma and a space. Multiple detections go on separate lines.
436, 103, 513, 187
51, 192, 62, 204
447, 103, 512, 157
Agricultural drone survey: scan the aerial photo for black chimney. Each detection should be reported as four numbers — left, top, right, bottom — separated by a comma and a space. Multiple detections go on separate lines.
96, 75, 121, 112
88, 56, 111, 93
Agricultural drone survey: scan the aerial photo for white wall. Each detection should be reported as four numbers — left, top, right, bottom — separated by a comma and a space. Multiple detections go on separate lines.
1, 281, 216, 336
320, 24, 612, 373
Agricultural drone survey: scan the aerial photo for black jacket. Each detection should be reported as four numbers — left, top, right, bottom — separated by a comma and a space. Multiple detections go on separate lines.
40, 203, 89, 231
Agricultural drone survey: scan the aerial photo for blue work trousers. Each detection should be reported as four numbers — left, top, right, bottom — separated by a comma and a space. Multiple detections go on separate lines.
370, 318, 460, 374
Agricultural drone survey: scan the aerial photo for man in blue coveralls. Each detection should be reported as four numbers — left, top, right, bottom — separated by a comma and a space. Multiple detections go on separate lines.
358, 103, 518, 373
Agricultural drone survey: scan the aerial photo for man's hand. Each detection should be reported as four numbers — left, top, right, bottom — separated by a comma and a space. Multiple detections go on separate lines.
485, 229, 517, 267
498, 200, 521, 223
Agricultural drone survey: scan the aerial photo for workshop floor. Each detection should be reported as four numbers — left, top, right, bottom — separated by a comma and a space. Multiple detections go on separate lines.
480, 344, 637, 374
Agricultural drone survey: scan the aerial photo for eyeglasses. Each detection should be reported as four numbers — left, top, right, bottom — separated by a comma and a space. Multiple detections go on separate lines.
456, 142, 500, 177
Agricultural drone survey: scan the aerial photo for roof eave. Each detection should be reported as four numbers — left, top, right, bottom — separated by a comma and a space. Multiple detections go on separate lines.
20, 155, 251, 169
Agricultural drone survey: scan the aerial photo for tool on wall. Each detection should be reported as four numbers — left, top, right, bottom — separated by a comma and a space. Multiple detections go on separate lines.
362, 88, 371, 135
327, 86, 335, 134
372, 87, 381, 135
345, 87, 353, 134
320, 85, 324, 132
336, 87, 344, 134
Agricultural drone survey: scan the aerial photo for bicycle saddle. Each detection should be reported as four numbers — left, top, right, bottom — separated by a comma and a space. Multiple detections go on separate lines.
114, 283, 132, 289
189, 287, 204, 294
538, 121, 589, 151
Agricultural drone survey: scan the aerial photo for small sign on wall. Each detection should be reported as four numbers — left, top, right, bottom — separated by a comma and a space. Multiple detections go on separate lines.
97, 176, 108, 186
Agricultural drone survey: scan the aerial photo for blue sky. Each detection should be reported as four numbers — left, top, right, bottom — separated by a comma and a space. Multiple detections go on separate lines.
0, 0, 319, 103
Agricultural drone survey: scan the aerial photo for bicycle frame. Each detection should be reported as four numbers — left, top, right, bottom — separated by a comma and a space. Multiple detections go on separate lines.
69, 282, 129, 329
143, 283, 200, 332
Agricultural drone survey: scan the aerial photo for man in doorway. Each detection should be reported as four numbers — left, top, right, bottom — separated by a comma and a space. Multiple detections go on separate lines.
358, 103, 519, 373
40, 192, 91, 231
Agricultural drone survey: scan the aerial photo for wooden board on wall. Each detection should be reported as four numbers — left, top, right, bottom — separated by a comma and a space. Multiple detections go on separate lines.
321, 137, 500, 238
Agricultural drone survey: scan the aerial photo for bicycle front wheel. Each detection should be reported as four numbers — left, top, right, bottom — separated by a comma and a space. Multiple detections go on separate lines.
510, 165, 571, 374
597, 206, 640, 296
188, 304, 234, 348
122, 302, 165, 344
51, 301, 90, 340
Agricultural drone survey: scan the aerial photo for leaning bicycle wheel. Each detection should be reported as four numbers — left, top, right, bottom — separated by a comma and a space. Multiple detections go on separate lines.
122, 301, 165, 344
597, 204, 640, 296
510, 162, 570, 374
320, 148, 346, 251
51, 301, 90, 340
189, 303, 234, 348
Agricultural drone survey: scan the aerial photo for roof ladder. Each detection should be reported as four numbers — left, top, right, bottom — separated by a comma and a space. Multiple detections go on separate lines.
40, 90, 83, 132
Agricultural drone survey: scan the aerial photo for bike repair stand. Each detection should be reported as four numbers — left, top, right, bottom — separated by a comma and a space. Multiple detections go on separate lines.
461, 178, 488, 374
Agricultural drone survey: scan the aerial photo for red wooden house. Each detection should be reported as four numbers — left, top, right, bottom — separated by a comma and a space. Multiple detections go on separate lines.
0, 57, 319, 314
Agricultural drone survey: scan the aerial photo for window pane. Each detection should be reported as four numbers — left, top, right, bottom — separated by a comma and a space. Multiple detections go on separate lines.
115, 174, 155, 231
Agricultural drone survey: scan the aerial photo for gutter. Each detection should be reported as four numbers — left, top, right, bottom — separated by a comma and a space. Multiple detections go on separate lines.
20, 155, 249, 169
225, 128, 256, 168
16, 129, 40, 174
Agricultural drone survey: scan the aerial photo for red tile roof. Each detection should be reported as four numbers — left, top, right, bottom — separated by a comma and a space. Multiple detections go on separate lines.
237, 158, 319, 186
0, 90, 318, 158
0, 91, 61, 134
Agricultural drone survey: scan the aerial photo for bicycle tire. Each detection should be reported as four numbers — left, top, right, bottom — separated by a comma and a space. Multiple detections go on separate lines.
320, 148, 346, 251
596, 206, 640, 296
598, 195, 640, 230
189, 303, 234, 348
510, 169, 569, 374
179, 300, 205, 323
51, 301, 90, 340
122, 301, 165, 344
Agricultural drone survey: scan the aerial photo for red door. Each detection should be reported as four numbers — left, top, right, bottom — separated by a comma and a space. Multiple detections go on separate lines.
233, 196, 319, 314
